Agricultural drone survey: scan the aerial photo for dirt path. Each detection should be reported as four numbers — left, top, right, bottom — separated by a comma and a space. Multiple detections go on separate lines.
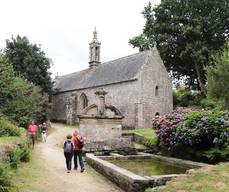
27, 123, 123, 192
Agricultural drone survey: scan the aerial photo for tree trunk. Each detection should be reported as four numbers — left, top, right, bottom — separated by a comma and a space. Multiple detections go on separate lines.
195, 63, 207, 96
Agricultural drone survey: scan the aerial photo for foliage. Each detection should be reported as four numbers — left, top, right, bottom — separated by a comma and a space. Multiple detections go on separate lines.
9, 141, 31, 169
0, 54, 15, 109
4, 35, 53, 95
173, 87, 202, 107
0, 136, 30, 191
141, 137, 159, 151
207, 44, 229, 110
177, 111, 228, 148
130, 1, 229, 94
202, 146, 229, 162
153, 109, 188, 150
199, 98, 217, 109
0, 116, 20, 137
0, 164, 11, 192
2, 77, 48, 127
153, 109, 229, 162
0, 54, 48, 127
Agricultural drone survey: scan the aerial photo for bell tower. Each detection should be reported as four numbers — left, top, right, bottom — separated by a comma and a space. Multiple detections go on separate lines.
89, 28, 101, 68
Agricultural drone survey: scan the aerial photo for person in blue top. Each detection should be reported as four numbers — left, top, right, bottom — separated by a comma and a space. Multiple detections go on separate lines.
63, 134, 73, 173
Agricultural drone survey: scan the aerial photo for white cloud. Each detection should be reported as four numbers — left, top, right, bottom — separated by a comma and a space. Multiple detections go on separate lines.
0, 0, 161, 77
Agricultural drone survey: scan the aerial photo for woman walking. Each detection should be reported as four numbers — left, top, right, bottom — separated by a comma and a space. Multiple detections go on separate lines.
63, 135, 74, 173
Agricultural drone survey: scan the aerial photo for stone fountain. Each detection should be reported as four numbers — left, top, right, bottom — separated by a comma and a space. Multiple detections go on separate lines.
77, 88, 133, 152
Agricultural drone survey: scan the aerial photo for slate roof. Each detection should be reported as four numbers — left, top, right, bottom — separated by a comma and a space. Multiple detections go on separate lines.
54, 50, 150, 93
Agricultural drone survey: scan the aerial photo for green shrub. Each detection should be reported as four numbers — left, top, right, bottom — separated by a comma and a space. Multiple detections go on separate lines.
175, 87, 193, 107
18, 142, 31, 162
174, 87, 203, 107
0, 163, 11, 192
207, 44, 229, 110
0, 116, 20, 137
202, 146, 229, 162
200, 98, 217, 109
143, 137, 159, 147
172, 91, 179, 107
8, 140, 31, 168
9, 148, 21, 169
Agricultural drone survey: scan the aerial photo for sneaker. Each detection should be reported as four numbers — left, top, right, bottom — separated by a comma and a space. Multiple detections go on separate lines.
80, 168, 85, 173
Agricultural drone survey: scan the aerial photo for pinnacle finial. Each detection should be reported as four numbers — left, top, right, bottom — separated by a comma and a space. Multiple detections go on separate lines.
93, 27, 97, 39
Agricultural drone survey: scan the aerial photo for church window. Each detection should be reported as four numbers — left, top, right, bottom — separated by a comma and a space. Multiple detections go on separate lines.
155, 86, 159, 96
90, 47, 93, 60
80, 93, 88, 109
95, 47, 98, 60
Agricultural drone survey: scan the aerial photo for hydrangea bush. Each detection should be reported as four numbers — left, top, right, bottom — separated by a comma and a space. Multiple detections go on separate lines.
153, 109, 229, 159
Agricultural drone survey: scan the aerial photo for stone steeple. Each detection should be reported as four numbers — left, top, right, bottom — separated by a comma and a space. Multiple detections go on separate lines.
89, 28, 101, 68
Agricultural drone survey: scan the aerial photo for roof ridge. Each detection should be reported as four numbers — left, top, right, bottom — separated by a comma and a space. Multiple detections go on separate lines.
101, 50, 150, 66
57, 68, 89, 78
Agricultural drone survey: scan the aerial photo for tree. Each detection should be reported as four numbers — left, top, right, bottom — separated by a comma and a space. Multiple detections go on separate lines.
130, 0, 229, 94
0, 54, 48, 127
0, 54, 15, 106
207, 43, 229, 110
4, 35, 53, 95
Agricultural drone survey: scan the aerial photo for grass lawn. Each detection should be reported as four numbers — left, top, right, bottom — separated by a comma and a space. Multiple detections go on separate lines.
11, 150, 48, 192
146, 163, 229, 192
123, 128, 156, 139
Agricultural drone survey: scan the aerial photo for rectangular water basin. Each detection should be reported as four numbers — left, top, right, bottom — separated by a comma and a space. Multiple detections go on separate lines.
86, 152, 208, 192
108, 158, 187, 176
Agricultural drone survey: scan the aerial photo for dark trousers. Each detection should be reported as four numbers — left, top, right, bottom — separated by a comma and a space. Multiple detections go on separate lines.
73, 151, 84, 169
64, 152, 73, 170
31, 135, 35, 149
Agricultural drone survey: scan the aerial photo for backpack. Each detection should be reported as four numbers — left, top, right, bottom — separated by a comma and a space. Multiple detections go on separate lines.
64, 140, 73, 153
77, 136, 84, 149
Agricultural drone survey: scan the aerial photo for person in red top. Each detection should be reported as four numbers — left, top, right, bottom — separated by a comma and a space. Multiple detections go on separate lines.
28, 120, 38, 149
72, 130, 85, 172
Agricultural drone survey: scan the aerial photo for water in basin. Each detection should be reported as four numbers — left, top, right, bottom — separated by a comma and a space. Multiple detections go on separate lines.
109, 159, 188, 176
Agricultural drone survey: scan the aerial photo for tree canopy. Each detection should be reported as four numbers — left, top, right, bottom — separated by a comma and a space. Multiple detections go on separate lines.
4, 35, 53, 95
207, 43, 229, 110
130, 0, 229, 94
0, 54, 48, 127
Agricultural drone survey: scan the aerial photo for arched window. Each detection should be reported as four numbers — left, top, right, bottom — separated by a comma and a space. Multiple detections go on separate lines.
155, 86, 159, 96
79, 93, 88, 110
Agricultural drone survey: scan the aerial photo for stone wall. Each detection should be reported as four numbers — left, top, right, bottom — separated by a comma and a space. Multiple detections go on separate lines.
80, 118, 122, 141
51, 80, 141, 127
138, 50, 173, 128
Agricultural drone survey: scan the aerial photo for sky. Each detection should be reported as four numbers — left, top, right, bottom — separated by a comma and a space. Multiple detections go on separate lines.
0, 0, 161, 78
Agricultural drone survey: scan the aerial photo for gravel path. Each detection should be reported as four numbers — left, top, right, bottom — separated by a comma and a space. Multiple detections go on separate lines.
34, 123, 122, 192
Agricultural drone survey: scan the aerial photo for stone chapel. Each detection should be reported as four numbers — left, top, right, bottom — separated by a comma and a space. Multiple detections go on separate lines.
51, 29, 173, 128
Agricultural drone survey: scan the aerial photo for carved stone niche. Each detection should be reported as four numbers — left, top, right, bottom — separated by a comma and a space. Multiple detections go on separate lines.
77, 88, 130, 152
